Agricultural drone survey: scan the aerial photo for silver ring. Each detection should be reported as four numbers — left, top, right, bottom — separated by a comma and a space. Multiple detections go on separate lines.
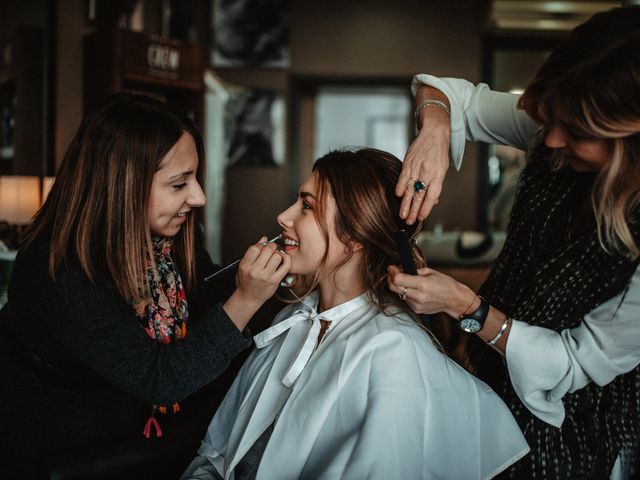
399, 286, 408, 300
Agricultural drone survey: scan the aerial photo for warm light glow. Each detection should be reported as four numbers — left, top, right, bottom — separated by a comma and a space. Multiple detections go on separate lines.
42, 176, 55, 203
0, 176, 41, 224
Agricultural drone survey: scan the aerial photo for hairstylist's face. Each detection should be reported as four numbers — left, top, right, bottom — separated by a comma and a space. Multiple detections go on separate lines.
276, 174, 349, 279
544, 111, 610, 172
148, 132, 205, 237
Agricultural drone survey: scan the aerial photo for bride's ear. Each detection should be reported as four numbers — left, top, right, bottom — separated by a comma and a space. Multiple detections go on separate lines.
349, 240, 364, 252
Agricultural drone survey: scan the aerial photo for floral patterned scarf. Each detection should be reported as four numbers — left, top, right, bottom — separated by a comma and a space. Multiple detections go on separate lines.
137, 236, 189, 437
142, 236, 189, 343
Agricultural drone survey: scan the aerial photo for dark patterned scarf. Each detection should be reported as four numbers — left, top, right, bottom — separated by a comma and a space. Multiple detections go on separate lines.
142, 237, 189, 343
474, 146, 640, 479
136, 237, 189, 437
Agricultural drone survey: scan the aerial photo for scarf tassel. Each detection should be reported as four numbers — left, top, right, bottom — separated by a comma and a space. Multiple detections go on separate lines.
157, 402, 180, 415
180, 321, 187, 339
143, 415, 163, 438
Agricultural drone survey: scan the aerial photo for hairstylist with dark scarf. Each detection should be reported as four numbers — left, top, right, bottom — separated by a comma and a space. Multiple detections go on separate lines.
0, 93, 291, 478
388, 6, 640, 479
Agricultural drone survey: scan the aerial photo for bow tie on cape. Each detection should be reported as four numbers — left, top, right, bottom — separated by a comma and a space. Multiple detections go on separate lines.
253, 292, 368, 388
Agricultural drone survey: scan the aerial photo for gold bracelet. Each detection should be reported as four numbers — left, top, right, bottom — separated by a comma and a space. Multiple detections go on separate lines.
487, 316, 511, 345
458, 293, 478, 320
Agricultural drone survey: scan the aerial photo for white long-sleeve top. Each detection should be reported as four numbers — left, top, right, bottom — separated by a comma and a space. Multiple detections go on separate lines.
412, 74, 640, 429
184, 292, 529, 480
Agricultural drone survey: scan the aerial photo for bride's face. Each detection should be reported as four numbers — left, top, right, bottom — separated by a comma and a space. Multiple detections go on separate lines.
276, 174, 350, 279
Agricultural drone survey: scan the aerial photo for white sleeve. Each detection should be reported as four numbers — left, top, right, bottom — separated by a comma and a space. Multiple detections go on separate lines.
505, 264, 640, 428
411, 74, 538, 170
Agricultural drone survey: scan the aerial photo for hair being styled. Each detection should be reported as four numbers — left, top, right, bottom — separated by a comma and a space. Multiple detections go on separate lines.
518, 5, 640, 259
292, 148, 425, 314
23, 93, 204, 303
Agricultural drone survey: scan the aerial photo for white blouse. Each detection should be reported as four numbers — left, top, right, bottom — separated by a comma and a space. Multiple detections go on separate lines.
412, 73, 640, 429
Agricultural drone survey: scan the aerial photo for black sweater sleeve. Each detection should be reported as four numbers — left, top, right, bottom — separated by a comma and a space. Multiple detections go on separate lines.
8, 237, 251, 406
61, 271, 251, 404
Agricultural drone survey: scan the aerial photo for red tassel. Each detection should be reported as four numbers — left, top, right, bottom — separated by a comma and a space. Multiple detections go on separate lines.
143, 415, 163, 438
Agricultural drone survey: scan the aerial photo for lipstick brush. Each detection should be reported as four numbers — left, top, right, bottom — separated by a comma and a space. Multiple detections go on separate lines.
204, 234, 283, 282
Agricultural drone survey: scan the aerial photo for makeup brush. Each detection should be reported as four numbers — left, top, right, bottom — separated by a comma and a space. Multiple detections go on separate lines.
204, 234, 283, 282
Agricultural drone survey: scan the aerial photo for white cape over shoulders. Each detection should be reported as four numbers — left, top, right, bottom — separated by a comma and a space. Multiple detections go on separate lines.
183, 293, 529, 480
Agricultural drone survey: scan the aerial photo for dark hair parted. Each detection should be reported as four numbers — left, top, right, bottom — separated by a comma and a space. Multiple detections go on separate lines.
519, 6, 640, 258
22, 92, 204, 303
300, 148, 425, 314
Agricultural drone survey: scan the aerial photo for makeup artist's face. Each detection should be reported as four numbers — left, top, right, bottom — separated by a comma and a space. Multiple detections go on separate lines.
148, 132, 206, 237
277, 174, 349, 278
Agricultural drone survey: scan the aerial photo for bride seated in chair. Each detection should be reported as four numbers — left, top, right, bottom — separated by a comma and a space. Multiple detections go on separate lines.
182, 148, 529, 480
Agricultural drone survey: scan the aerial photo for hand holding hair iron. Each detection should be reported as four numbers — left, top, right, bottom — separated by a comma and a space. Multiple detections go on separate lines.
394, 229, 431, 329
394, 229, 418, 275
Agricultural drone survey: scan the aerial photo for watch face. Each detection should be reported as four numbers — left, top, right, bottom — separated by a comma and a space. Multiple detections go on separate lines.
459, 317, 482, 333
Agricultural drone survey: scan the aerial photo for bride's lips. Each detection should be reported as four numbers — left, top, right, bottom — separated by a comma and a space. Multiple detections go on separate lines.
282, 234, 300, 252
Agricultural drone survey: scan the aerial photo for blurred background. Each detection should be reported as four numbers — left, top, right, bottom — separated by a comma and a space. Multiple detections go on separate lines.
0, 0, 630, 306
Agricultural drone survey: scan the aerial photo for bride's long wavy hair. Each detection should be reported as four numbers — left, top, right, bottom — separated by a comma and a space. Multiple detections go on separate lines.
288, 148, 425, 315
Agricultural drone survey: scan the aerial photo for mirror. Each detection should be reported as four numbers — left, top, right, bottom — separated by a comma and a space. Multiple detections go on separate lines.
314, 85, 412, 160
478, 34, 559, 232
290, 77, 413, 200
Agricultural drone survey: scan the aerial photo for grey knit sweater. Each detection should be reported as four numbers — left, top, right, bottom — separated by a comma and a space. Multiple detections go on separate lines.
0, 233, 251, 476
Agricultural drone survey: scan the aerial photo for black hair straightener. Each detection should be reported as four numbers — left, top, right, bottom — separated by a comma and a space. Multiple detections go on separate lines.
394, 229, 432, 329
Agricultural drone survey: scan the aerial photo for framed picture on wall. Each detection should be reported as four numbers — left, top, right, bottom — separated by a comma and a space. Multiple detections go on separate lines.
224, 89, 285, 167
210, 0, 291, 68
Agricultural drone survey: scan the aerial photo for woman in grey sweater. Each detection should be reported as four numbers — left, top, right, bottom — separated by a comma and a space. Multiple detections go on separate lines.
0, 93, 290, 478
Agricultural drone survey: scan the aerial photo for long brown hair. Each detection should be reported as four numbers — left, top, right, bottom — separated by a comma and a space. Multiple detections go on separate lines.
518, 6, 640, 258
292, 148, 425, 314
22, 93, 204, 303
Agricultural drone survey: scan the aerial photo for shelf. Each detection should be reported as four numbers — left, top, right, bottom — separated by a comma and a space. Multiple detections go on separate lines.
84, 29, 204, 114
0, 26, 44, 175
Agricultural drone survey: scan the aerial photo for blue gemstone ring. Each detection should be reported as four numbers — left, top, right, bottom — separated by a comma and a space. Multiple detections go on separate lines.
413, 180, 427, 193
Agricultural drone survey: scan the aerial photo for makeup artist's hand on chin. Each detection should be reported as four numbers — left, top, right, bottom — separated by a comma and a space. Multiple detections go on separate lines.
223, 236, 291, 331
387, 265, 475, 318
